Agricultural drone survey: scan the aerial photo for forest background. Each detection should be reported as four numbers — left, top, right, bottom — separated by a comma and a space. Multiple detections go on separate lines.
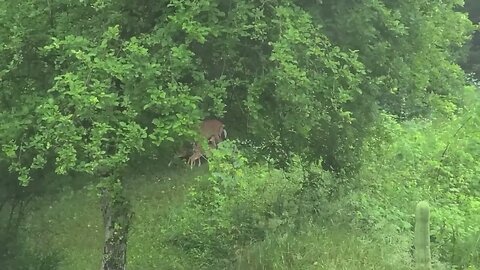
0, 0, 479, 269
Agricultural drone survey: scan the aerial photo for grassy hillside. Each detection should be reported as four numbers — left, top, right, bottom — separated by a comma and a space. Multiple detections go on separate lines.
7, 158, 416, 270
16, 161, 201, 269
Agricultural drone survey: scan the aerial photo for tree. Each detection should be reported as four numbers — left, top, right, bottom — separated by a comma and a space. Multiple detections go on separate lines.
0, 1, 217, 268
300, 0, 475, 118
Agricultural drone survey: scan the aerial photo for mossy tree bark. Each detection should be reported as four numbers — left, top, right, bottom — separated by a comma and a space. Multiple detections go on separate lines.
99, 175, 132, 270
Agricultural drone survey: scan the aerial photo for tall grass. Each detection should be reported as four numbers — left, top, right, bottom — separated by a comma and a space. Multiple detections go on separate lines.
234, 223, 412, 270
6, 159, 416, 269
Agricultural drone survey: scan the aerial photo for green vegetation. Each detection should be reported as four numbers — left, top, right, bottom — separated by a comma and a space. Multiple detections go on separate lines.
1, 0, 479, 269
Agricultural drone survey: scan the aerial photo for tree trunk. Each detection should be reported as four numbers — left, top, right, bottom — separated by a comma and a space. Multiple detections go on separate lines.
99, 176, 132, 270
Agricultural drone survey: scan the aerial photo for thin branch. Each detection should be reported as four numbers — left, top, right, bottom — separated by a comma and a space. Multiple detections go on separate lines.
434, 115, 473, 183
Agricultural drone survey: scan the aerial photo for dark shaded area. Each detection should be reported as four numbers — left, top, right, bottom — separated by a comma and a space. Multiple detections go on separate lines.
0, 231, 62, 270
0, 162, 92, 269
461, 0, 480, 77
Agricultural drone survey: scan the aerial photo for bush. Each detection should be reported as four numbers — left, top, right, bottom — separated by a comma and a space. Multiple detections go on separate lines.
166, 141, 303, 268
347, 87, 480, 268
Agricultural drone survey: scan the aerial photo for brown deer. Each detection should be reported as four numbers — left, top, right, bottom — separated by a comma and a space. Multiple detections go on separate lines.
170, 119, 227, 168
187, 119, 227, 168
187, 142, 207, 167
199, 119, 227, 148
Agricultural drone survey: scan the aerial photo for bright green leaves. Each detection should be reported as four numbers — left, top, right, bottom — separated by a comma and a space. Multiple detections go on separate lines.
1, 25, 150, 181
304, 0, 475, 119
356, 88, 480, 267
242, 4, 367, 168
170, 44, 195, 73
144, 81, 202, 146
56, 144, 78, 175
171, 142, 303, 265
2, 141, 18, 159
167, 0, 224, 44
1, 6, 232, 182
203, 77, 229, 116
1, 0, 476, 184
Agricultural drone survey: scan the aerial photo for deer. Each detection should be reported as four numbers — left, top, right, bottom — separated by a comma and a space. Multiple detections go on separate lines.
199, 119, 227, 148
187, 119, 227, 168
187, 142, 207, 167
170, 119, 227, 168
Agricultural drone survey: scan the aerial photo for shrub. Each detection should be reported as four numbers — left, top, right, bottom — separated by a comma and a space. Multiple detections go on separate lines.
166, 140, 303, 267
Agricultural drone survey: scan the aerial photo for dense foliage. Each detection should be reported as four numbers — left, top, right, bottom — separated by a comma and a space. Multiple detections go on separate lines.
0, 0, 478, 269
